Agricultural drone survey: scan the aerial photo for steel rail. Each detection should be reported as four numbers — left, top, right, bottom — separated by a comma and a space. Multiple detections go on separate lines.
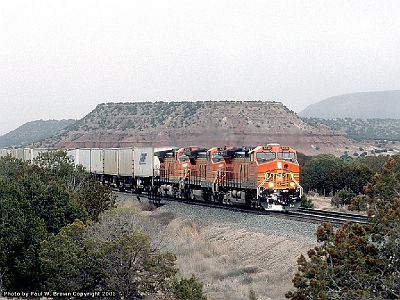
117, 191, 370, 227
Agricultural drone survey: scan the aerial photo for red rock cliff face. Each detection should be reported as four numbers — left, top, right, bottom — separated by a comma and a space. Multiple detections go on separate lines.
34, 101, 355, 156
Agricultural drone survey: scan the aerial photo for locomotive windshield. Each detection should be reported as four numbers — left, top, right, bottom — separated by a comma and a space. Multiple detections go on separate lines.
256, 152, 276, 163
179, 153, 189, 163
277, 152, 296, 160
212, 152, 224, 163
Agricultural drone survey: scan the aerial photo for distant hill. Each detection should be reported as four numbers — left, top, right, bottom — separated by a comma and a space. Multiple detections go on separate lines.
303, 117, 400, 142
299, 90, 400, 119
33, 100, 355, 156
0, 119, 77, 148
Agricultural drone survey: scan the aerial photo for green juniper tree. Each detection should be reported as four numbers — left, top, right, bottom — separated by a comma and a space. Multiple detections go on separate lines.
0, 151, 115, 291
173, 274, 207, 300
287, 154, 400, 299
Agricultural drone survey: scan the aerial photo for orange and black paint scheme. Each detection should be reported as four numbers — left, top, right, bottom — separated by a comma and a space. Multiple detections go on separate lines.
155, 144, 302, 211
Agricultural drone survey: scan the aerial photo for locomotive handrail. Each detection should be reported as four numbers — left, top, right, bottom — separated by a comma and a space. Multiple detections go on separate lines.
290, 173, 303, 197
184, 168, 190, 178
258, 173, 272, 188
257, 173, 272, 199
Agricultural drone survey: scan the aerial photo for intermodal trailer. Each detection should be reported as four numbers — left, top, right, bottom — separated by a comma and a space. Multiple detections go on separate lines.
31, 148, 50, 161
0, 149, 10, 158
75, 148, 92, 172
10, 149, 24, 160
117, 148, 134, 190
67, 149, 78, 165
103, 148, 119, 176
133, 147, 154, 191
90, 148, 104, 175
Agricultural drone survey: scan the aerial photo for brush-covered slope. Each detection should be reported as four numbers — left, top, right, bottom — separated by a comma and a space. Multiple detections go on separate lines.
0, 119, 76, 148
34, 100, 350, 155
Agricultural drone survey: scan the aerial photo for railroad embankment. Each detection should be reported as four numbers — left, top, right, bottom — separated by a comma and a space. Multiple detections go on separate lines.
117, 194, 319, 300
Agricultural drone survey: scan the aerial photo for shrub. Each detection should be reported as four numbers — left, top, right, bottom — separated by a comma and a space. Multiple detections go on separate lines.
335, 187, 356, 206
249, 289, 258, 300
301, 194, 314, 208
173, 274, 207, 300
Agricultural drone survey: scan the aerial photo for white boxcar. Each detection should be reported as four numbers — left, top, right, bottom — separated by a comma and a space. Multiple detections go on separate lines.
134, 147, 154, 177
90, 148, 104, 174
118, 148, 134, 176
104, 148, 119, 175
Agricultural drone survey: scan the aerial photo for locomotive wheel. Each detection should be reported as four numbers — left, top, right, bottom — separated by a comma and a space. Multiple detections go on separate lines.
188, 189, 195, 201
215, 193, 224, 205
202, 190, 210, 202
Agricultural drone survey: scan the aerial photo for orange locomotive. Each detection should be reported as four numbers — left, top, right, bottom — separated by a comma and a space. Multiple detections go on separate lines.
154, 144, 302, 211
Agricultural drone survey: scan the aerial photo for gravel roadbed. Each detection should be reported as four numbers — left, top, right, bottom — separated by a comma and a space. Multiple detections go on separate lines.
158, 200, 319, 242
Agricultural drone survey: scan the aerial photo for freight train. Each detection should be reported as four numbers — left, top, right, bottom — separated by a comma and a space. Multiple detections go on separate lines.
0, 144, 303, 211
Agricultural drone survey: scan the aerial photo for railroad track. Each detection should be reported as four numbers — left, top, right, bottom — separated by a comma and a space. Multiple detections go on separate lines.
287, 207, 369, 227
118, 191, 370, 227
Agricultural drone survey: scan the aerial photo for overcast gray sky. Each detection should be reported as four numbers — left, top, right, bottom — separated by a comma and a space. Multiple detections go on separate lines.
1, 1, 399, 135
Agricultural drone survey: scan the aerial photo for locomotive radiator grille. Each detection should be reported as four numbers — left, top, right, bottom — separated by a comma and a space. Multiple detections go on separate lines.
258, 171, 300, 190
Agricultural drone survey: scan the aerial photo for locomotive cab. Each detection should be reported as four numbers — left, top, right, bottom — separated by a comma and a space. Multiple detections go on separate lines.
250, 144, 302, 210
154, 148, 183, 197
184, 147, 229, 203
206, 148, 227, 201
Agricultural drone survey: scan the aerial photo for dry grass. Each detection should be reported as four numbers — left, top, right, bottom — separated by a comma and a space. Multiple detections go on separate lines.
116, 194, 317, 300
308, 194, 334, 210
307, 192, 367, 215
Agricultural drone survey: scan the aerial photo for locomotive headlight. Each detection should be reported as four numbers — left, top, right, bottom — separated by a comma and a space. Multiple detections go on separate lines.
289, 182, 295, 187
268, 182, 274, 188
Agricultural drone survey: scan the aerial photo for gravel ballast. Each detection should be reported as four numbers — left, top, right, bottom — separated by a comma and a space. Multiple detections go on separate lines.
158, 200, 319, 242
